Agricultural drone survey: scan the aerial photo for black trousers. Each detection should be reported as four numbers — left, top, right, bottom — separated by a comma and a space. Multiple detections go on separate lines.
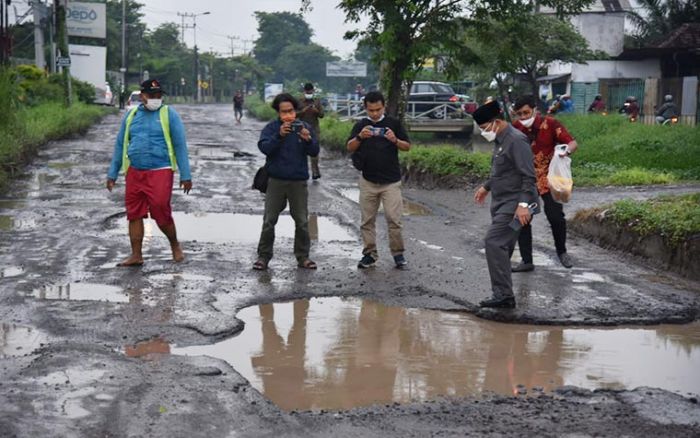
517, 192, 566, 263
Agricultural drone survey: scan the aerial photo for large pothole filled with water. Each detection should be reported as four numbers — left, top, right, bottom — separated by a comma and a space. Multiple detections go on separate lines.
168, 297, 700, 411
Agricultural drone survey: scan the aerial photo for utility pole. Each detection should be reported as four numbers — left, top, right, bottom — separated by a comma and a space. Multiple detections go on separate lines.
226, 35, 238, 57
56, 0, 71, 106
32, 1, 46, 70
120, 0, 127, 92
0, 0, 10, 64
176, 11, 209, 103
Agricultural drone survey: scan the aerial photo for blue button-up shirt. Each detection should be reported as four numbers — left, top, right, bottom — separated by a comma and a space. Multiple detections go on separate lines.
107, 104, 192, 181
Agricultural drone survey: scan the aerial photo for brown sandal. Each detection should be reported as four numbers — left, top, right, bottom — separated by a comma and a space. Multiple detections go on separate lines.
253, 259, 268, 271
298, 259, 317, 270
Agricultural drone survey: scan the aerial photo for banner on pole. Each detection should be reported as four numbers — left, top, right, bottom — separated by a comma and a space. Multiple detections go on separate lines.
66, 2, 107, 39
326, 61, 367, 77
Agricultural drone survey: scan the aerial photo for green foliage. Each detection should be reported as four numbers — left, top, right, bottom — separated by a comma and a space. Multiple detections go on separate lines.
0, 102, 109, 193
0, 68, 20, 129
319, 116, 353, 152
559, 114, 700, 184
627, 0, 700, 47
244, 95, 278, 121
400, 146, 491, 179
606, 193, 700, 246
254, 12, 313, 67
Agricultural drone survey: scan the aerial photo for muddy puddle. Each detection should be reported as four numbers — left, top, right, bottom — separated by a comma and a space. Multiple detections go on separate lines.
338, 188, 431, 216
1, 266, 25, 278
0, 323, 47, 357
30, 283, 130, 303
171, 297, 700, 411
108, 212, 355, 243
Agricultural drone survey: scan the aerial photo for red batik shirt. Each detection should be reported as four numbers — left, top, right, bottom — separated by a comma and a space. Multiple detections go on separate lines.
513, 115, 574, 195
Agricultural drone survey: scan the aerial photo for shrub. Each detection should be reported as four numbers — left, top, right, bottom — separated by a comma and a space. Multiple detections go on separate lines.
319, 116, 352, 152
606, 193, 700, 246
245, 94, 277, 121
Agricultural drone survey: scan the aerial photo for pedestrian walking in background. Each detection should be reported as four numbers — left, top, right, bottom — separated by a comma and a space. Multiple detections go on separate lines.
473, 100, 538, 309
511, 95, 578, 270
297, 83, 324, 179
106, 79, 193, 266
346, 91, 411, 269
233, 90, 244, 123
253, 93, 319, 271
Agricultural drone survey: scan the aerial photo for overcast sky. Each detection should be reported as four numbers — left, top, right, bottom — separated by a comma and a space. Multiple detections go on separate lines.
137, 0, 365, 58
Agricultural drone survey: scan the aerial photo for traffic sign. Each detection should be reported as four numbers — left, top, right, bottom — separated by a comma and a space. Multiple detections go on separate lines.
57, 57, 71, 67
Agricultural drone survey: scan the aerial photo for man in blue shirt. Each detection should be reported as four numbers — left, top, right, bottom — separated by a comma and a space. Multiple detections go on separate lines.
253, 93, 320, 270
106, 79, 193, 267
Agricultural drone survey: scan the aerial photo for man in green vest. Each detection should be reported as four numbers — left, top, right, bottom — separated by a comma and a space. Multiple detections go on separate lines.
106, 79, 193, 267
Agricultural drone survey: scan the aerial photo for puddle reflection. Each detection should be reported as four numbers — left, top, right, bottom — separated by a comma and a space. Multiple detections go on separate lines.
1, 266, 24, 278
125, 337, 170, 359
110, 212, 354, 243
30, 283, 129, 303
173, 297, 700, 411
338, 188, 431, 216
0, 323, 47, 357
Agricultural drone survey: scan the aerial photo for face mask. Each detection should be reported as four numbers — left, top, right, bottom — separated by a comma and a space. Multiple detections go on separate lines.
304, 93, 314, 100
145, 98, 162, 111
520, 114, 535, 128
480, 122, 497, 142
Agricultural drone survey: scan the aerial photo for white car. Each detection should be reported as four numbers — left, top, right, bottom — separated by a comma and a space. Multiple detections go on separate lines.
125, 91, 141, 111
94, 83, 114, 106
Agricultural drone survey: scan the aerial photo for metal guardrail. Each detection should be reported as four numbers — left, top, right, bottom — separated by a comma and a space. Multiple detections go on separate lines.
328, 98, 473, 133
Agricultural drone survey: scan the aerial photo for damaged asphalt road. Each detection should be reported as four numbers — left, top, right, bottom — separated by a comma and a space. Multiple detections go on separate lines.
0, 104, 699, 437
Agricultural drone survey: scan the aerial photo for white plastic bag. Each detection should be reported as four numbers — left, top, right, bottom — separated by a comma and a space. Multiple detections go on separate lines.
547, 145, 573, 203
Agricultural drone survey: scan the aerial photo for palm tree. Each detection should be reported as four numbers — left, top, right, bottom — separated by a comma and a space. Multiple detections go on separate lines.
628, 0, 700, 47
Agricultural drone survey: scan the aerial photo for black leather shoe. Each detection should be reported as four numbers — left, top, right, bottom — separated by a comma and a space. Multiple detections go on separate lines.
558, 252, 573, 268
479, 296, 516, 309
512, 262, 535, 273
312, 171, 321, 180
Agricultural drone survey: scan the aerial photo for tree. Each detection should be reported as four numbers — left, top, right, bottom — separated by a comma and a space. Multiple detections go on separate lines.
628, 0, 700, 47
253, 12, 313, 67
470, 14, 591, 101
318, 0, 595, 118
274, 42, 339, 86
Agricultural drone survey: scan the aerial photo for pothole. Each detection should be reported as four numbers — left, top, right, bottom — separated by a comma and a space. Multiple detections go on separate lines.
107, 212, 355, 243
0, 323, 47, 357
1, 266, 24, 278
169, 297, 700, 411
29, 283, 129, 303
338, 188, 431, 216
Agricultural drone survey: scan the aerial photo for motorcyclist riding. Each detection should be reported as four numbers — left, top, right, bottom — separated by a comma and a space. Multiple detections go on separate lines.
655, 94, 679, 124
619, 96, 639, 121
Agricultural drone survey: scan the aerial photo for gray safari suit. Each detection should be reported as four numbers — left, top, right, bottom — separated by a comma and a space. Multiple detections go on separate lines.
482, 125, 538, 300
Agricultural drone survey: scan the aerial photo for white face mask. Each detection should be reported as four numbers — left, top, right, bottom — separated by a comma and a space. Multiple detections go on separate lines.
520, 114, 535, 128
304, 93, 314, 100
480, 122, 497, 142
145, 98, 162, 111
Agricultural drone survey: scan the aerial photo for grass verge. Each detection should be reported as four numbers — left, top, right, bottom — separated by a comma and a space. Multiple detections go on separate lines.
244, 95, 277, 121
600, 193, 700, 247
0, 102, 112, 193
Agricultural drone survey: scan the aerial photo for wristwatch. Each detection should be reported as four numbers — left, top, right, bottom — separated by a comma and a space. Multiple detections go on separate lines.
518, 202, 529, 208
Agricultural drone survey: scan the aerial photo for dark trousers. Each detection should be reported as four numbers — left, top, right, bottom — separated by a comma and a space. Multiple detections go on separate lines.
518, 192, 566, 263
257, 177, 310, 263
485, 213, 520, 299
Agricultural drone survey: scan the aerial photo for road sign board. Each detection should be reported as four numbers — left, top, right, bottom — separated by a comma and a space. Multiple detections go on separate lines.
57, 57, 71, 67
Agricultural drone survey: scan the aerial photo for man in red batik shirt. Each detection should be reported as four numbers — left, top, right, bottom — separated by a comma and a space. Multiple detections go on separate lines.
511, 95, 578, 270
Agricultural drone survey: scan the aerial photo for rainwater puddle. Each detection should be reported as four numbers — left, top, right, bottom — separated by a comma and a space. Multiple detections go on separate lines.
1, 266, 24, 277
0, 323, 47, 357
172, 297, 700, 411
0, 215, 37, 230
338, 188, 431, 216
149, 273, 213, 282
109, 212, 354, 243
30, 283, 129, 303
0, 199, 26, 209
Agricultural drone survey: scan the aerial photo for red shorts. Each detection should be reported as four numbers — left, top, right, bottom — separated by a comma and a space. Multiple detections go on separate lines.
125, 167, 174, 226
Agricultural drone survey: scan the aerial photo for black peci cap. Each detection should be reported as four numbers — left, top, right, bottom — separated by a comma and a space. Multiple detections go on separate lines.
472, 100, 501, 125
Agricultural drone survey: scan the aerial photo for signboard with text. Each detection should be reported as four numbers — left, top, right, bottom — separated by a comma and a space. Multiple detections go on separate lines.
326, 61, 367, 78
66, 1, 107, 39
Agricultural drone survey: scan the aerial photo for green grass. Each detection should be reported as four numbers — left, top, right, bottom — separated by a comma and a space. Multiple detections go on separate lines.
244, 94, 277, 121
0, 102, 111, 192
400, 145, 491, 179
559, 114, 700, 185
604, 193, 700, 246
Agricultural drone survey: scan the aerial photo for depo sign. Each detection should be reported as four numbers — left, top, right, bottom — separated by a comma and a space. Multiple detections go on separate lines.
66, 1, 107, 39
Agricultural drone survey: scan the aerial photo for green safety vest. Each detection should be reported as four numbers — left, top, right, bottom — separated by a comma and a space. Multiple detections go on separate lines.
121, 105, 177, 174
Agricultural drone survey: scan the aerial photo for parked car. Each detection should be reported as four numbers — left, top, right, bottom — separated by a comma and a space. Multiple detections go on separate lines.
94, 83, 114, 106
407, 81, 462, 118
125, 91, 141, 111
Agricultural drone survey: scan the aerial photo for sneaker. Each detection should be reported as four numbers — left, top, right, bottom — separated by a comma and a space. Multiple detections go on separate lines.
357, 254, 376, 269
558, 252, 573, 268
393, 254, 407, 269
